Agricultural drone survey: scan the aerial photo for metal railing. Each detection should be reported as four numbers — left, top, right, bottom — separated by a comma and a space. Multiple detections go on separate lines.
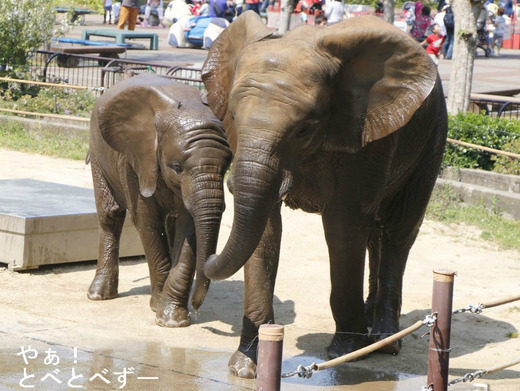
30, 50, 203, 95
470, 93, 520, 120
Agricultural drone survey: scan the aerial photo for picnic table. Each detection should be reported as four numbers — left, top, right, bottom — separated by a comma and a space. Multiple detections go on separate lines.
50, 38, 130, 67
81, 29, 159, 50
54, 7, 94, 25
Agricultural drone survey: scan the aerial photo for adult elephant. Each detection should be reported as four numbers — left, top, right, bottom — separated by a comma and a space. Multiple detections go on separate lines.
201, 12, 447, 377
87, 74, 231, 327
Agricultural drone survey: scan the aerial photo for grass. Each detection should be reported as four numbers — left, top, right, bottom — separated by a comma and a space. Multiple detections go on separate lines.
0, 118, 89, 160
426, 184, 520, 252
1, 117, 519, 252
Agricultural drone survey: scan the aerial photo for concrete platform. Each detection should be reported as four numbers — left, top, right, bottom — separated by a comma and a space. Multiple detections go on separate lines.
0, 178, 143, 270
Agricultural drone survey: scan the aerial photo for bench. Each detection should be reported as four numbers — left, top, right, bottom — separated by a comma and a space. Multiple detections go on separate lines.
50, 38, 130, 67
82, 29, 159, 50
54, 7, 94, 25
50, 45, 127, 67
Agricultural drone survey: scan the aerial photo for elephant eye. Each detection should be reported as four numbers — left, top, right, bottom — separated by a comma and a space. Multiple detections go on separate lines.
296, 126, 313, 139
169, 162, 183, 173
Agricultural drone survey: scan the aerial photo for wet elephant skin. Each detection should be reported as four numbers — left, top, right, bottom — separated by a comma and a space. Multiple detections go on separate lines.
201, 12, 448, 378
87, 74, 231, 328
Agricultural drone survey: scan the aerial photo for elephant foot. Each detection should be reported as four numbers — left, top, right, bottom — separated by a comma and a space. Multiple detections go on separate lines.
228, 350, 256, 379
327, 333, 370, 360
371, 317, 402, 355
155, 301, 190, 328
87, 272, 118, 300
371, 333, 402, 355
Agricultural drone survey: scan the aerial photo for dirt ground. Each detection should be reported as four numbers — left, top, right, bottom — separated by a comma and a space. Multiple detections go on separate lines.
1, 148, 519, 390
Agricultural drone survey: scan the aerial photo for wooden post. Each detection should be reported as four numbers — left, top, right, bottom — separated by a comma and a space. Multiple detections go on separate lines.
256, 324, 284, 391
427, 270, 456, 391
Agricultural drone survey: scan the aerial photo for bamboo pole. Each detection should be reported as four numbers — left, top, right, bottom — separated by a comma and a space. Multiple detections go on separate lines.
314, 319, 426, 371
447, 138, 520, 159
481, 295, 520, 309
0, 77, 88, 90
0, 107, 89, 122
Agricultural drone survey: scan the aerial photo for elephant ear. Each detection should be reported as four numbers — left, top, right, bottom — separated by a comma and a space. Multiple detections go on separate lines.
98, 82, 167, 197
318, 16, 438, 152
201, 11, 271, 142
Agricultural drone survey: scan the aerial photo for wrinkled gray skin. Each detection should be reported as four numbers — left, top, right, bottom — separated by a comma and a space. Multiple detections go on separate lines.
87, 74, 231, 327
202, 12, 448, 377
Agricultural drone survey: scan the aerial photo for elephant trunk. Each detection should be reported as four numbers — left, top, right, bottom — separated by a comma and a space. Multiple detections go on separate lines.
190, 175, 226, 309
205, 147, 281, 281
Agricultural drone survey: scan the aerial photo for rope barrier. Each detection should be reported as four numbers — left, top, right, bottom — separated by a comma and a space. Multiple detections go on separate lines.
0, 76, 88, 90
447, 138, 520, 160
0, 77, 103, 92
448, 358, 520, 386
281, 314, 437, 379
0, 107, 89, 122
453, 295, 520, 315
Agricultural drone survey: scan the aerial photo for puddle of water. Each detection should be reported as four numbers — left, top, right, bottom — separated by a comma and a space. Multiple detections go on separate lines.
0, 342, 432, 391
280, 355, 426, 390
0, 342, 251, 390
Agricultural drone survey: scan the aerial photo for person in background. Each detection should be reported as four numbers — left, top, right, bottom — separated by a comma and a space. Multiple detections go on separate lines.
324, 0, 346, 25
118, 0, 140, 30
421, 23, 445, 65
492, 6, 507, 56
411, 3, 433, 42
209, 0, 229, 17
433, 3, 447, 37
442, 3, 454, 59
144, 0, 166, 27
245, 0, 260, 14
314, 13, 328, 26
104, 0, 113, 24
235, 0, 244, 16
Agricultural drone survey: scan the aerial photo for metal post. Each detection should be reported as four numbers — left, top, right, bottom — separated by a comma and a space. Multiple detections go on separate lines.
427, 269, 456, 391
256, 324, 284, 391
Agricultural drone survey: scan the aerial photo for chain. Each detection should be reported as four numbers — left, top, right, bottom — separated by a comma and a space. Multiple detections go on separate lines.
281, 364, 315, 379
452, 304, 484, 315
448, 370, 485, 385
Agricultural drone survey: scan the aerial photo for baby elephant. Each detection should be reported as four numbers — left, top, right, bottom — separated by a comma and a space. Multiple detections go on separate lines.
87, 74, 231, 327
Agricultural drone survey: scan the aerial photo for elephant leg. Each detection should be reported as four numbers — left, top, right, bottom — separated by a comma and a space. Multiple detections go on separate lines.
88, 159, 126, 300
365, 229, 381, 328
229, 202, 282, 379
371, 150, 442, 354
322, 211, 371, 360
369, 229, 413, 354
133, 201, 172, 312
156, 208, 195, 328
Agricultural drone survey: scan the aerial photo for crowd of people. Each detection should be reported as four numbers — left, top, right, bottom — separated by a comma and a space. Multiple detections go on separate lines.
105, 0, 517, 61
404, 0, 516, 64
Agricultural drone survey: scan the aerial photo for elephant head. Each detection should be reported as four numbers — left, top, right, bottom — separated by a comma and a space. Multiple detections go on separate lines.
96, 74, 231, 309
201, 12, 439, 280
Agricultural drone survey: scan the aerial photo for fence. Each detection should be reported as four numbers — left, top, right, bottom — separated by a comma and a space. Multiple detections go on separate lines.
30, 50, 204, 95
274, 270, 520, 391
470, 92, 520, 120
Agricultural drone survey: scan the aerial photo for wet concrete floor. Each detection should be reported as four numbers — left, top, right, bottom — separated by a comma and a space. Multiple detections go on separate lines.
1, 338, 429, 390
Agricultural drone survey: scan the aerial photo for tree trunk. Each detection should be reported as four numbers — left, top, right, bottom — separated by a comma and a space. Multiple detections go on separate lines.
278, 0, 295, 34
383, 0, 395, 24
447, 0, 486, 114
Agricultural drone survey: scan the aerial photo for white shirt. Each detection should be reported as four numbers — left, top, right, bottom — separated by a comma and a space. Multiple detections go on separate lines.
325, 1, 345, 25
433, 11, 447, 36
